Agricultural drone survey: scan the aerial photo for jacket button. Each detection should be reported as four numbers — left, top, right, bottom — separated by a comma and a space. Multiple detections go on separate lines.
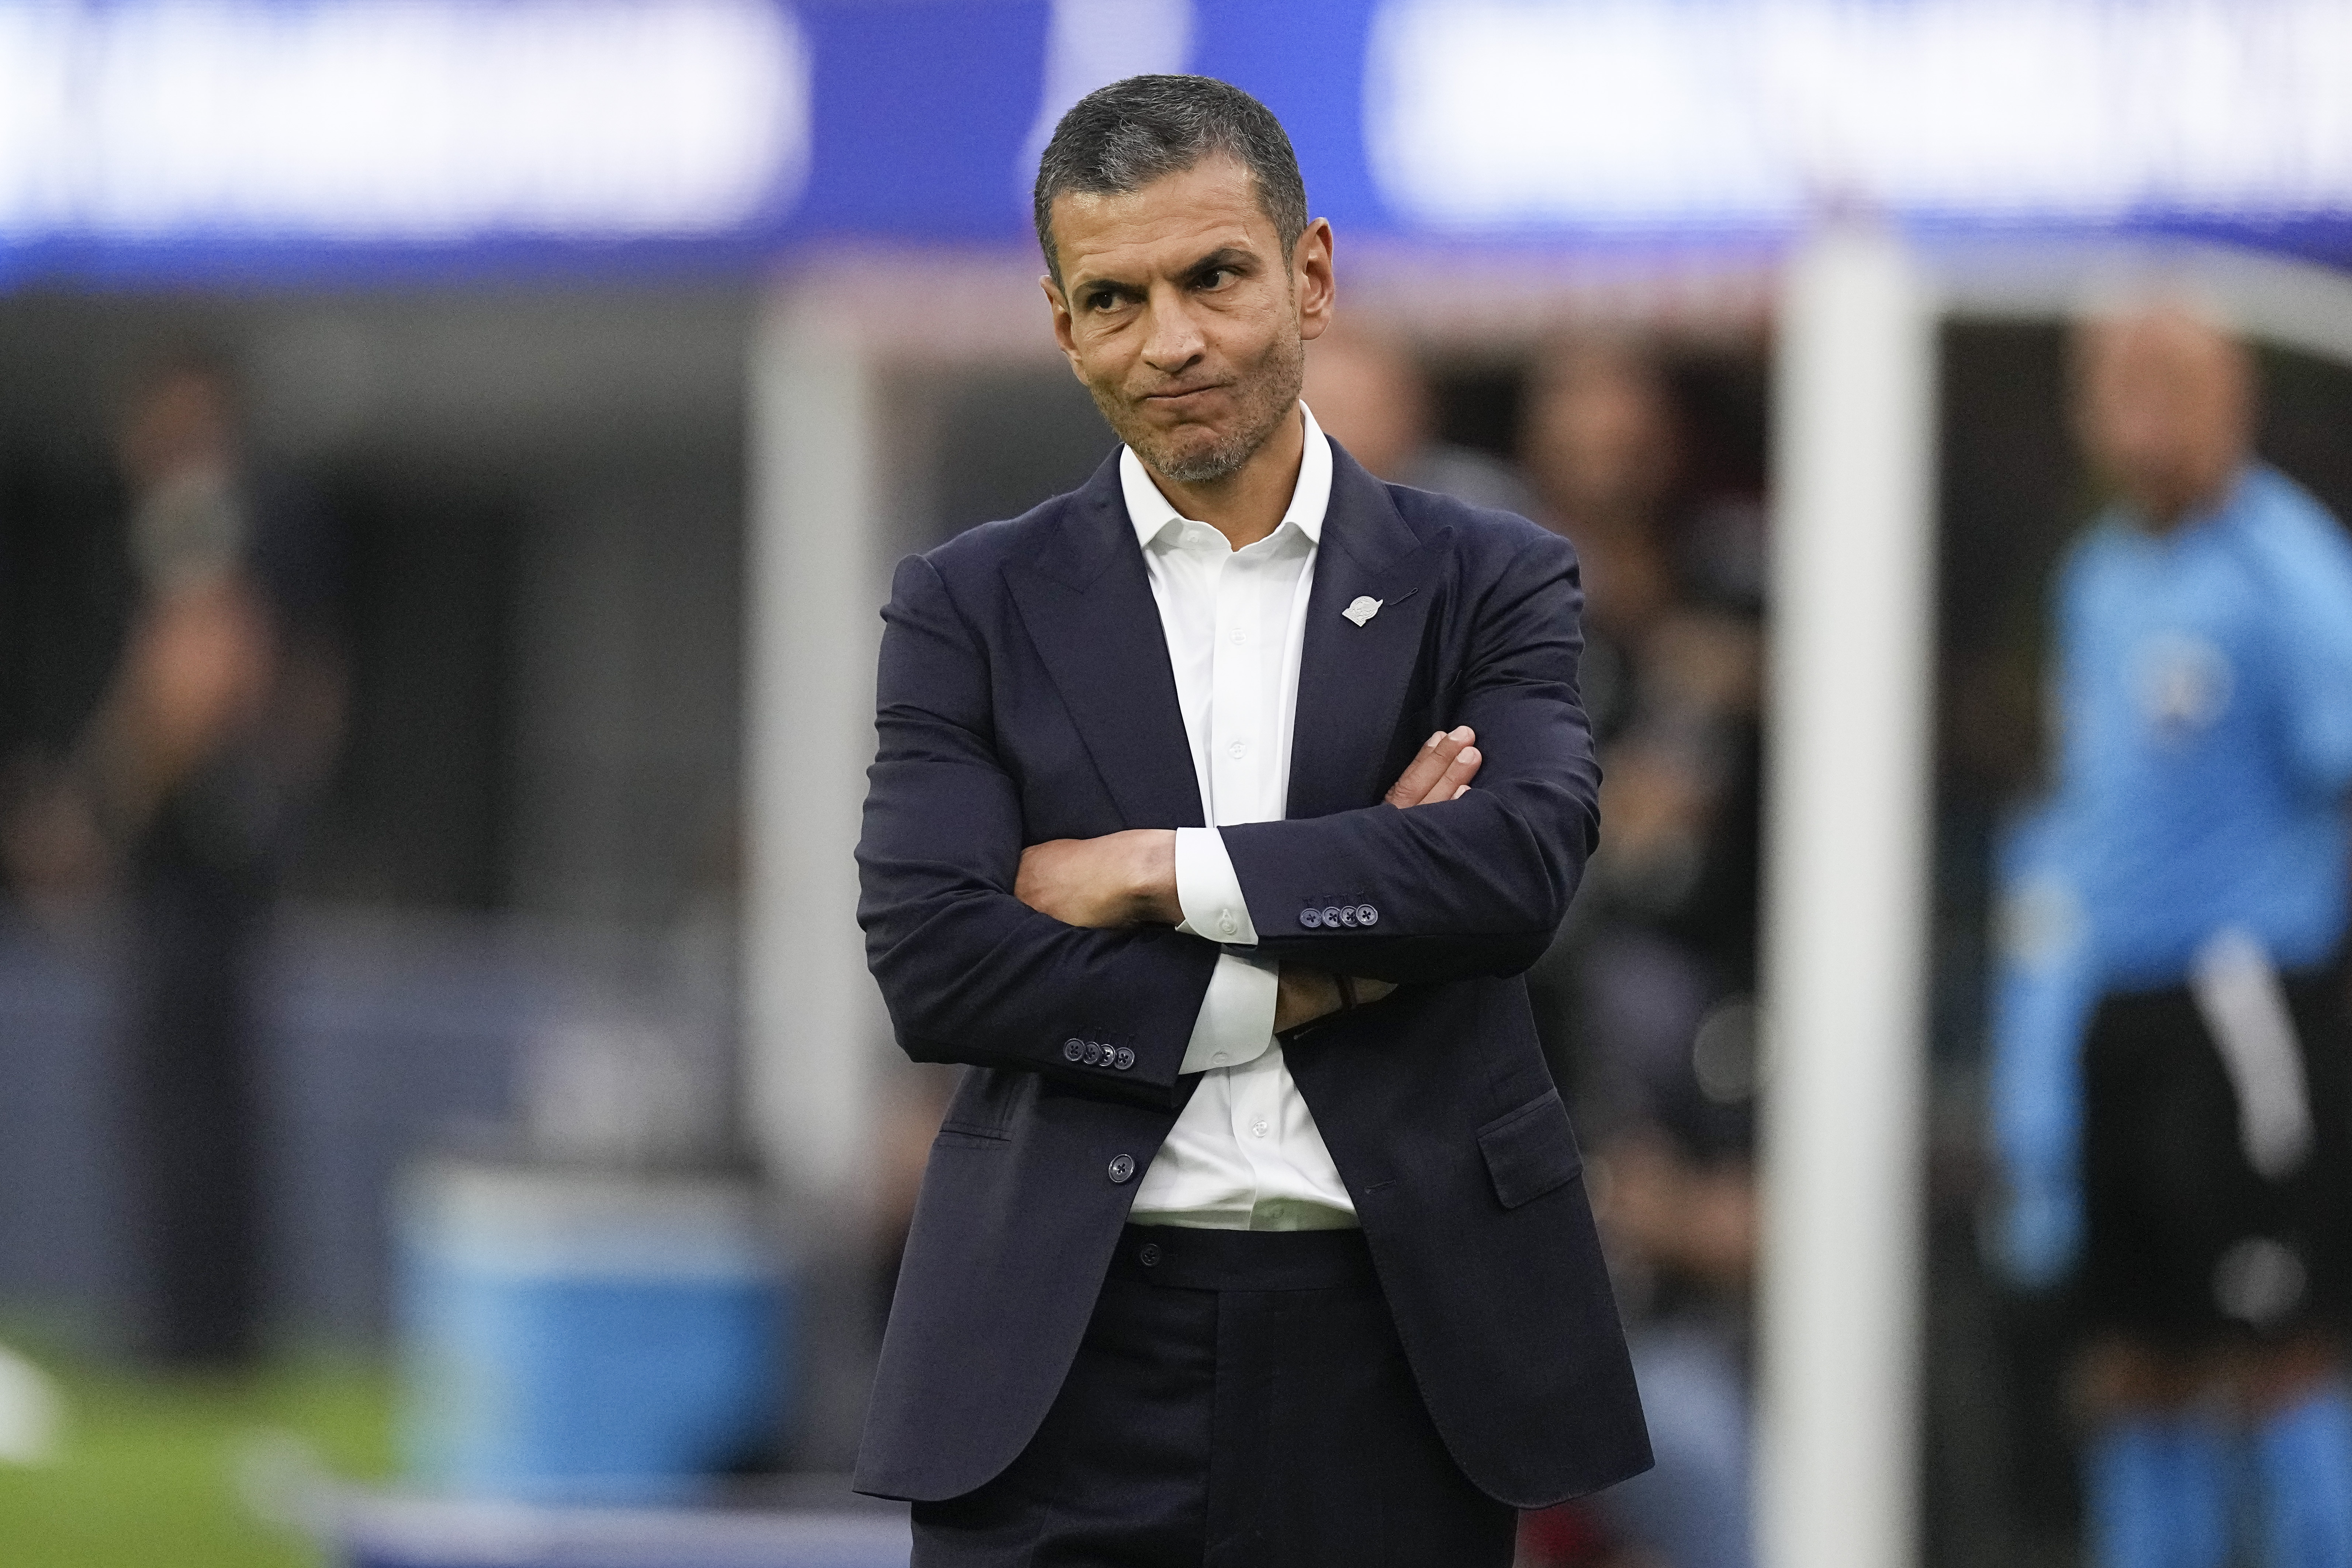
1138, 1242, 1162, 1267
1321, 906, 1343, 928
1108, 1154, 1135, 1184
1085, 1041, 1106, 1065
1337, 905, 1359, 927
1356, 904, 1380, 927
1062, 1038, 1085, 1062
1298, 907, 1322, 928
1113, 1046, 1135, 1071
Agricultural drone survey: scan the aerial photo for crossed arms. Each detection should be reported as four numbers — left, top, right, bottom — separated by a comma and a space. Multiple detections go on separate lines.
1016, 729, 1487, 1032
855, 529, 1598, 1104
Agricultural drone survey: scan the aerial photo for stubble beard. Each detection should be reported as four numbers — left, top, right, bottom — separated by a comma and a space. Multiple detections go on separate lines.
1096, 326, 1306, 487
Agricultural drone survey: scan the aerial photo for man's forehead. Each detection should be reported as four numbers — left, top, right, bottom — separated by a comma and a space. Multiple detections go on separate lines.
2086, 309, 2237, 373
1050, 159, 1273, 277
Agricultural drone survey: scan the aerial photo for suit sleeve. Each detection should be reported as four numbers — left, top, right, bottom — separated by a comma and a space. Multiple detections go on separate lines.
1218, 528, 1599, 984
856, 553, 1220, 1103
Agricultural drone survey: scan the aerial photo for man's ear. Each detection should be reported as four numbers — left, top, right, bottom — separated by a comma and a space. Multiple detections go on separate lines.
1295, 218, 1336, 343
1041, 273, 1085, 374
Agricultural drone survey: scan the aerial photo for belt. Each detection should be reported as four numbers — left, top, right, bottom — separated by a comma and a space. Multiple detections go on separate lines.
1108, 1223, 1378, 1292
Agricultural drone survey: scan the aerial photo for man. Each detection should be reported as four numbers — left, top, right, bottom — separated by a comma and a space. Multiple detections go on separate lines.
855, 76, 1647, 1565
4, 354, 345, 1364
1990, 304, 2352, 1568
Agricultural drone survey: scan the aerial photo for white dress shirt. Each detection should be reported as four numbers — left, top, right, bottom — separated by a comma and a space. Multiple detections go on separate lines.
1124, 404, 1357, 1231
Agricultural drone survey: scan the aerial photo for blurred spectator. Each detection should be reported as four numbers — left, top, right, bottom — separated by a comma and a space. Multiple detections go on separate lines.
1516, 336, 1766, 1568
2, 353, 345, 1367
1989, 304, 2352, 1568
1525, 337, 1763, 989
1302, 324, 1540, 515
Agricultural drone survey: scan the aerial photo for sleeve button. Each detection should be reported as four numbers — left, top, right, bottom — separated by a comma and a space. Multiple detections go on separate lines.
1298, 907, 1322, 928
1321, 907, 1343, 928
1062, 1038, 1085, 1062
1084, 1041, 1104, 1065
1337, 906, 1359, 927
1108, 1154, 1136, 1184
1113, 1046, 1135, 1070
1218, 912, 1238, 936
1356, 904, 1380, 927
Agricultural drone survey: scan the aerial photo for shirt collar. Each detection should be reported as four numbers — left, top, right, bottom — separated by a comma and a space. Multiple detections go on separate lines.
1120, 402, 1332, 553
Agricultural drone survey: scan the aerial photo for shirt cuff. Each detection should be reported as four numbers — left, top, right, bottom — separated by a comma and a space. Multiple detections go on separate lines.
1178, 950, 1280, 1074
1173, 826, 1258, 945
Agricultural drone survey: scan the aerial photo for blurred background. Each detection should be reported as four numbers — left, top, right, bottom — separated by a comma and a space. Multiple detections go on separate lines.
3, 2, 2352, 1567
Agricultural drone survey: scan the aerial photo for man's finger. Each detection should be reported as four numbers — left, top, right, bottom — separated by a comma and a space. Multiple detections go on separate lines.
1384, 726, 1475, 808
1383, 730, 1458, 806
1406, 743, 1481, 807
1420, 744, 1481, 806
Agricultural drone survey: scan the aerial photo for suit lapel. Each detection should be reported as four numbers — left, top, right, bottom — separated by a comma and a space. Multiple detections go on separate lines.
1287, 448, 1447, 820
1004, 454, 1206, 831
1003, 443, 1445, 831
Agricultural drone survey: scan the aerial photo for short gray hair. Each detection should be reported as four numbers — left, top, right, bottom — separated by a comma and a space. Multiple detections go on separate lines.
1032, 75, 1308, 284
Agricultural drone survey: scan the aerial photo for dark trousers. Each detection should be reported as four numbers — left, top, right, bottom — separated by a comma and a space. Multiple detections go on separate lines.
911, 1225, 1515, 1568
127, 861, 264, 1366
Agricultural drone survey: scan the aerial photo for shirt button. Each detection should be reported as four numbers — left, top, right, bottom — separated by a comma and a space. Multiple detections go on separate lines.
1108, 1154, 1136, 1184
1251, 1119, 1269, 1139
1139, 1242, 1162, 1266
1228, 740, 1247, 759
1211, 1051, 1229, 1066
1229, 630, 1245, 645
1218, 912, 1238, 936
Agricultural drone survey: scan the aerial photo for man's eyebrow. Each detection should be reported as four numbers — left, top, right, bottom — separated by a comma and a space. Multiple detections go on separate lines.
1066, 269, 1137, 300
1181, 246, 1255, 280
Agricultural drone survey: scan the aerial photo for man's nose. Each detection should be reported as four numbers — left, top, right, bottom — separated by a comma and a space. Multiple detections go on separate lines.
1141, 291, 1206, 375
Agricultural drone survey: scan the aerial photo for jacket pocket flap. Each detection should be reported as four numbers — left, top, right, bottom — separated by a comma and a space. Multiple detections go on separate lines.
1476, 1089, 1583, 1209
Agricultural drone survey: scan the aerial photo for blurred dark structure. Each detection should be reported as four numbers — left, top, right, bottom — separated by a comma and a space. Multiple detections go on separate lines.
0, 288, 754, 1352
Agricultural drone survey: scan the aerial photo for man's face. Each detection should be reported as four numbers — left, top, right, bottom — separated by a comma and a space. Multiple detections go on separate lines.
117, 369, 236, 496
2074, 308, 2251, 529
1044, 156, 1333, 485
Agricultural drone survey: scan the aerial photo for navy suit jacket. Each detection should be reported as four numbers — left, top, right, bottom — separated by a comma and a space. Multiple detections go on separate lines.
852, 442, 1650, 1508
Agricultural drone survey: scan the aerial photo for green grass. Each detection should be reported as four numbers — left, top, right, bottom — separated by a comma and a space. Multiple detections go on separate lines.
0, 1342, 394, 1568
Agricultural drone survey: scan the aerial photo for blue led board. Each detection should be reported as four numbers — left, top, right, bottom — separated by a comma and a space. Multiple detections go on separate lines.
3, 0, 2350, 288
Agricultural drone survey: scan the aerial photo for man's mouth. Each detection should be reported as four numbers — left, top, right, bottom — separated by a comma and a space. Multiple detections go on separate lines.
1143, 384, 1228, 408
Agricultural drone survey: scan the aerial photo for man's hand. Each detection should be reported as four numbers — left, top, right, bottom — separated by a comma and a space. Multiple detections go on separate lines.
1385, 727, 1481, 807
1016, 828, 1180, 928
1278, 725, 1481, 1031
1016, 725, 1482, 1026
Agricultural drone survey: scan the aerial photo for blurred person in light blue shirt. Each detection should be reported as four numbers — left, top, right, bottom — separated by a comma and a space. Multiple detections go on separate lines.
1991, 303, 2352, 1568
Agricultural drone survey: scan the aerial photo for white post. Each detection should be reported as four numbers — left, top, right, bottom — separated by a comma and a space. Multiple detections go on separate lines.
1757, 225, 1938, 1568
743, 285, 892, 1215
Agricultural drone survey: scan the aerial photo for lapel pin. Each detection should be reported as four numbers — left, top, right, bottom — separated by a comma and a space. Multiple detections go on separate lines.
1342, 595, 1383, 627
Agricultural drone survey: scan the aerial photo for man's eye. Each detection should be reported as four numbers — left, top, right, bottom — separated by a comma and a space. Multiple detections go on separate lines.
1197, 269, 1232, 290
1086, 290, 1121, 312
